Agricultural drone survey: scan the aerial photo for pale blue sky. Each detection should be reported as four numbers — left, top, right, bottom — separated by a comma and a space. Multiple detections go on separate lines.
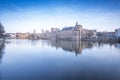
0, 0, 120, 33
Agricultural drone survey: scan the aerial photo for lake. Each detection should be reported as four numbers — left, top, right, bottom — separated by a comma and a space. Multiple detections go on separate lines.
0, 39, 120, 80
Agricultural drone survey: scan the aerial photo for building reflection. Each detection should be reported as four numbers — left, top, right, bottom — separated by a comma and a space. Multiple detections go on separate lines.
97, 41, 120, 49
0, 40, 5, 63
49, 40, 97, 55
115, 43, 120, 48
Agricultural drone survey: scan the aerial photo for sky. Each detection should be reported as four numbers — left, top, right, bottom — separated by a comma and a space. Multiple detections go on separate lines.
0, 0, 120, 33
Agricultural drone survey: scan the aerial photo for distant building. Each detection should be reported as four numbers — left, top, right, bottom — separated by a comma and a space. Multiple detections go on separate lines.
50, 22, 97, 41
8, 33, 16, 39
41, 29, 44, 34
97, 31, 115, 39
115, 28, 120, 38
91, 30, 97, 38
58, 26, 74, 40
33, 29, 37, 39
51, 28, 60, 33
39, 22, 119, 42
45, 30, 50, 33
105, 32, 115, 39
41, 30, 51, 39
62, 27, 74, 31
33, 29, 36, 34
16, 33, 30, 39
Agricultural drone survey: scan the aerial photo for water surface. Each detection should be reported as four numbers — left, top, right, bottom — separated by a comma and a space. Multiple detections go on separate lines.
0, 39, 120, 80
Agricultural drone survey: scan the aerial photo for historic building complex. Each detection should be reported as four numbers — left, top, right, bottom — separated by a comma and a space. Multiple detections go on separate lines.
50, 22, 97, 41
4, 21, 120, 42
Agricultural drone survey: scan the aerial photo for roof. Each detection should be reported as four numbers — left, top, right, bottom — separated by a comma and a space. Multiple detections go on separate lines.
62, 27, 74, 31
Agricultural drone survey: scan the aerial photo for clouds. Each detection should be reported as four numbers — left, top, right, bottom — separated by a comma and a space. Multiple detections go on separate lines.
0, 0, 120, 33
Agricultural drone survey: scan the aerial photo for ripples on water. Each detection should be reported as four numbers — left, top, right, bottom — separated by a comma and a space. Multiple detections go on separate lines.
0, 39, 120, 80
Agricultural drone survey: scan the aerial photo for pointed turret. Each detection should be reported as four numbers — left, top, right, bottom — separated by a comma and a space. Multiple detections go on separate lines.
75, 21, 82, 30
75, 21, 78, 27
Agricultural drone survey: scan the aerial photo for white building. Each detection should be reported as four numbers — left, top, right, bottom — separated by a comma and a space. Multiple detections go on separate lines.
9, 33, 16, 39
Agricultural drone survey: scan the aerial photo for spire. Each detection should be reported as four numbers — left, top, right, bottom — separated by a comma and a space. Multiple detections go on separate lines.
76, 21, 78, 26
75, 21, 78, 27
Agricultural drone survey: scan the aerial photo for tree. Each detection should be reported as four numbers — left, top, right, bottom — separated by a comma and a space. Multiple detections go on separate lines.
0, 22, 5, 38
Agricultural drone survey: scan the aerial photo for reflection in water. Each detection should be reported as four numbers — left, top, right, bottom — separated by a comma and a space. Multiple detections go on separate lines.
1, 39, 120, 80
49, 40, 120, 55
0, 40, 5, 63
0, 40, 5, 80
49, 40, 97, 55
5, 39, 120, 55
31, 40, 39, 46
5, 39, 39, 46
115, 43, 120, 48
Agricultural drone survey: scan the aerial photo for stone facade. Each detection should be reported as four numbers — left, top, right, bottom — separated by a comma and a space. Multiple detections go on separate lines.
50, 22, 97, 41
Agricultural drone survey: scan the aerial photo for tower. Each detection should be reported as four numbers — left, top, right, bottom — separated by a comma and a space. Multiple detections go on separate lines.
33, 29, 36, 39
33, 29, 36, 34
74, 21, 83, 41
41, 29, 44, 34
75, 21, 78, 27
